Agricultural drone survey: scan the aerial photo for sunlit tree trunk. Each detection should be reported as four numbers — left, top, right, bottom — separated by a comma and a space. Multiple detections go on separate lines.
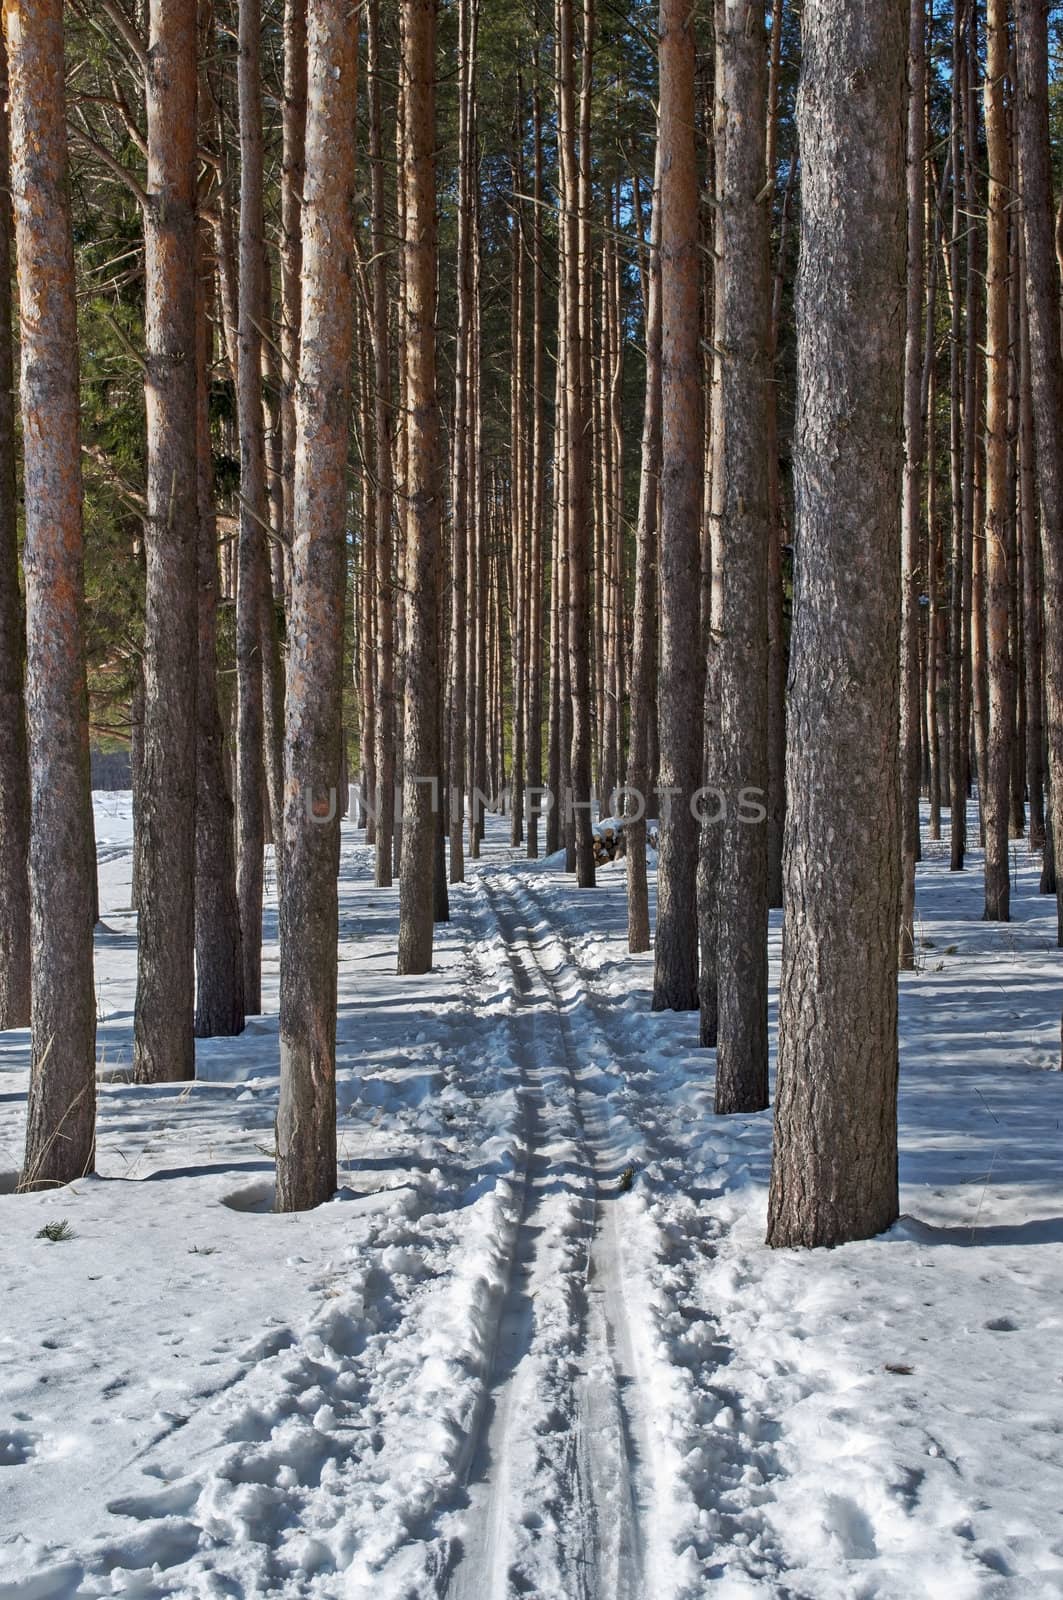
9, 0, 97, 1187
275, 0, 357, 1212
767, 0, 906, 1248
133, 0, 198, 1084
0, 32, 30, 1032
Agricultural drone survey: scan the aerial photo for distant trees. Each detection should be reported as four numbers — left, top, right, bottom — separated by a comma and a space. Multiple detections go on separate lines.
9, 0, 97, 1188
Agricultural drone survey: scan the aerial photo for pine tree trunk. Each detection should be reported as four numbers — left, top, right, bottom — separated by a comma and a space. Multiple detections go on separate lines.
397, 0, 442, 974
134, 0, 199, 1084
899, 0, 926, 967
10, 0, 97, 1187
625, 137, 661, 954
983, 0, 1014, 920
280, 0, 306, 606
1016, 0, 1063, 968
558, 0, 595, 887
767, 0, 906, 1248
235, 0, 268, 1013
948, 7, 967, 872
194, 216, 245, 1039
0, 33, 30, 1033
652, 0, 701, 1011
1018, 243, 1045, 850
368, 0, 396, 888
275, 0, 357, 1212
526, 71, 547, 858
710, 0, 770, 1112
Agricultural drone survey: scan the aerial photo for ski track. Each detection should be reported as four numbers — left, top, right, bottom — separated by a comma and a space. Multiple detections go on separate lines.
442, 866, 653, 1600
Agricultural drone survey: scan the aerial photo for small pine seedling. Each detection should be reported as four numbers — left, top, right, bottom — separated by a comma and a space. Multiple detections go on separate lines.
617, 1164, 636, 1194
36, 1220, 74, 1243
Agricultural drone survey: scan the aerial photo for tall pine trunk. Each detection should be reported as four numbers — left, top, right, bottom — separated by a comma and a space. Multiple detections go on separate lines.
0, 33, 30, 1033
397, 0, 442, 974
10, 0, 97, 1187
982, 0, 1014, 921
235, 0, 268, 1013
710, 0, 770, 1113
1016, 0, 1063, 977
134, 0, 199, 1084
275, 0, 357, 1212
767, 0, 906, 1248
652, 0, 701, 1011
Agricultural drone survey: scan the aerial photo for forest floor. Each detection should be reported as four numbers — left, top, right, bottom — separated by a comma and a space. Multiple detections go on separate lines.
1, 797, 1062, 1599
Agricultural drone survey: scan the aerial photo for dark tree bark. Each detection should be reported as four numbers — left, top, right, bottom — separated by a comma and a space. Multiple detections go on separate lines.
652, 0, 701, 1011
274, 0, 357, 1213
710, 0, 770, 1113
1016, 0, 1063, 971
397, 0, 442, 975
899, 0, 927, 966
9, 0, 97, 1187
525, 71, 547, 859
134, 0, 199, 1084
368, 0, 396, 889
558, 0, 595, 888
625, 136, 661, 955
194, 215, 245, 1039
235, 0, 269, 1014
280, 0, 306, 604
0, 33, 30, 1033
767, 0, 906, 1248
982, 0, 1014, 921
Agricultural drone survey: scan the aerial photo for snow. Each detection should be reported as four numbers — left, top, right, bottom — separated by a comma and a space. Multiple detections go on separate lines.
1, 794, 1062, 1597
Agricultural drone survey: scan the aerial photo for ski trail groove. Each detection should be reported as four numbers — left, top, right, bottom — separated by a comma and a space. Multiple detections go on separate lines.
445, 868, 651, 1600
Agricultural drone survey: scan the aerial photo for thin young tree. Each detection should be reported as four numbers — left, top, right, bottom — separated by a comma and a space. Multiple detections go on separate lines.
275, 0, 358, 1212
710, 0, 771, 1113
0, 32, 30, 1033
397, 0, 443, 974
9, 0, 98, 1187
134, 0, 199, 1083
652, 0, 701, 1011
767, 0, 907, 1248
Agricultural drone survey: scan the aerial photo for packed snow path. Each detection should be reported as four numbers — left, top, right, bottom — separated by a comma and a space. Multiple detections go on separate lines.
445, 870, 652, 1600
2, 797, 1063, 1598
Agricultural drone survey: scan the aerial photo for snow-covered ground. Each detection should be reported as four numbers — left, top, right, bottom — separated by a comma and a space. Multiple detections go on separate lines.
1, 794, 1062, 1599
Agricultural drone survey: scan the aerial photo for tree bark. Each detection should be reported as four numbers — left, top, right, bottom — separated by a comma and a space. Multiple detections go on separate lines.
275, 0, 357, 1212
1016, 0, 1063, 969
625, 135, 662, 955
194, 211, 245, 1039
0, 32, 30, 1032
652, 0, 701, 1011
397, 0, 442, 974
899, 0, 927, 966
767, 0, 906, 1248
235, 0, 269, 1013
710, 0, 770, 1112
9, 0, 97, 1188
983, 0, 1014, 920
134, 0, 199, 1084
